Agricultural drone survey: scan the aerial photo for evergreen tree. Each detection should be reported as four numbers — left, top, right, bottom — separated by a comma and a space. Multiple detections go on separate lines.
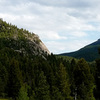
51, 86, 64, 100
7, 58, 22, 98
0, 63, 8, 97
70, 59, 76, 98
35, 71, 51, 100
95, 48, 100, 99
17, 84, 29, 100
30, 90, 36, 100
57, 63, 73, 100
74, 58, 95, 100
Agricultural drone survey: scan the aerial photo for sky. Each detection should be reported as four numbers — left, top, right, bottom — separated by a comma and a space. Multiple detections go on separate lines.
0, 0, 100, 54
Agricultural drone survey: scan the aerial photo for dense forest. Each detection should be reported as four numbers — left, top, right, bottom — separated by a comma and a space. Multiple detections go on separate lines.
0, 19, 100, 100
1, 48, 100, 100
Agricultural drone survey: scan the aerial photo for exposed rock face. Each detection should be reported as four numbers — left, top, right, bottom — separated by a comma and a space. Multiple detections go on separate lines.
0, 18, 50, 56
24, 34, 50, 56
40, 41, 50, 55
8, 34, 50, 56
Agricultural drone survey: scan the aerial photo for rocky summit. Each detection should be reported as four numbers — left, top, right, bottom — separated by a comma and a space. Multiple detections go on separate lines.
0, 18, 50, 57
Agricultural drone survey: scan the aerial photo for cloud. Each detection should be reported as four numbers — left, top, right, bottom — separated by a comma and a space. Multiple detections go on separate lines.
32, 0, 99, 8
45, 39, 93, 54
38, 31, 67, 40
0, 0, 100, 53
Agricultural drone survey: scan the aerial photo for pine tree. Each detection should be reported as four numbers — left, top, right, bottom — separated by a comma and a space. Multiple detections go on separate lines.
70, 59, 76, 98
51, 86, 64, 100
17, 84, 29, 100
7, 58, 22, 98
35, 71, 51, 100
74, 58, 95, 100
57, 63, 73, 100
30, 90, 36, 100
95, 48, 100, 99
0, 63, 8, 97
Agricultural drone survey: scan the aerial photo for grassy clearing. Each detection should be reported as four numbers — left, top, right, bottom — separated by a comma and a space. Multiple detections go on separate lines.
0, 99, 8, 100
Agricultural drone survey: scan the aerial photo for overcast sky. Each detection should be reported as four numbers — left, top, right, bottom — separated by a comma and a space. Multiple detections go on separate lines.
0, 0, 100, 54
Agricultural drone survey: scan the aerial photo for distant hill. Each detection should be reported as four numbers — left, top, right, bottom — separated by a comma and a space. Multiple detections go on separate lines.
60, 39, 100, 62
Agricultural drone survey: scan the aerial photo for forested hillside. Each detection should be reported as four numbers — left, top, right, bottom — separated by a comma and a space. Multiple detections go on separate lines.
60, 39, 100, 62
0, 18, 50, 57
0, 49, 97, 100
0, 19, 100, 100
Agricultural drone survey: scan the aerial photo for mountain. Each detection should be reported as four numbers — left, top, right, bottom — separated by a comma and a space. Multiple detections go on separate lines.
60, 39, 100, 62
0, 18, 97, 100
0, 18, 50, 57
0, 18, 73, 100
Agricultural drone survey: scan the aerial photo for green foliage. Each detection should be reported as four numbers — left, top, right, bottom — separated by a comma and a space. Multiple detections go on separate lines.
60, 40, 100, 62
56, 55, 78, 62
0, 46, 97, 100
35, 71, 51, 100
0, 99, 9, 100
74, 58, 95, 100
95, 49, 100, 99
17, 84, 29, 100
0, 19, 97, 100
7, 58, 22, 98
0, 63, 8, 97
29, 91, 36, 100
51, 86, 64, 100
57, 63, 72, 100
